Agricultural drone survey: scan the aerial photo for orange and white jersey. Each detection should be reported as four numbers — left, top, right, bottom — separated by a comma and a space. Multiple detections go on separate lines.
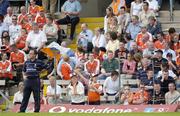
35, 15, 46, 29
0, 60, 13, 79
17, 14, 28, 26
84, 59, 100, 76
60, 62, 72, 80
10, 50, 25, 63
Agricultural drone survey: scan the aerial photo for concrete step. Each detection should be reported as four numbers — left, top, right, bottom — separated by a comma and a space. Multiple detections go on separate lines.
158, 17, 180, 22
159, 11, 170, 17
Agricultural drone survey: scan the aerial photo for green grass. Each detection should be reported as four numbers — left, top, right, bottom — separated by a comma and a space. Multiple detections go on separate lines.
0, 113, 180, 116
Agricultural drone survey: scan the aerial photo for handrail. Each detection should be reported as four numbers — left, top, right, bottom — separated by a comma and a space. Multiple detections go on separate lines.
169, 0, 174, 21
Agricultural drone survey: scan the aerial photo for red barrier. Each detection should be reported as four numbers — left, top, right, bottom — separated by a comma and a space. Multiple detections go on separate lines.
12, 104, 179, 113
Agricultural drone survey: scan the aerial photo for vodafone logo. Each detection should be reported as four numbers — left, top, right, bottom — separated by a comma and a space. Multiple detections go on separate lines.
49, 106, 66, 113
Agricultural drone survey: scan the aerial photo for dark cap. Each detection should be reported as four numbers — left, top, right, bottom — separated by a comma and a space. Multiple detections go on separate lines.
155, 49, 163, 54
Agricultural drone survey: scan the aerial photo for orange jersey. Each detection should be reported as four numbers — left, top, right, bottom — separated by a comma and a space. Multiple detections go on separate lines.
29, 5, 39, 16
15, 36, 27, 49
85, 59, 99, 75
35, 15, 46, 28
154, 40, 166, 50
61, 62, 72, 80
10, 51, 25, 63
17, 14, 28, 27
24, 23, 32, 32
112, 0, 126, 15
136, 33, 152, 50
88, 83, 101, 102
133, 90, 149, 104
0, 60, 13, 79
176, 56, 180, 66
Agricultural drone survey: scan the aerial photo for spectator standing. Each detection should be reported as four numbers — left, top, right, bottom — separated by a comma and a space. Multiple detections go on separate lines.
42, 0, 57, 14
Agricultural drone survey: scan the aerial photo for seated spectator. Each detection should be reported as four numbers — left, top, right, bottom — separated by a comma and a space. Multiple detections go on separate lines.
67, 74, 85, 105
28, 0, 40, 20
157, 70, 175, 93
170, 33, 179, 54
35, 7, 46, 29
9, 15, 22, 45
153, 49, 168, 75
88, 76, 102, 105
74, 47, 86, 65
0, 31, 9, 47
13, 82, 24, 105
104, 7, 115, 33
119, 84, 133, 105
138, 1, 155, 26
43, 16, 58, 45
24, 14, 34, 32
163, 42, 176, 61
143, 41, 156, 59
129, 42, 142, 55
1, 36, 11, 55
4, 7, 13, 27
148, 82, 165, 104
103, 71, 120, 98
92, 27, 106, 48
154, 32, 166, 50
166, 27, 176, 42
136, 25, 153, 50
124, 33, 134, 51
46, 76, 62, 104
166, 53, 178, 75
132, 82, 149, 105
106, 31, 119, 53
84, 53, 100, 77
146, 0, 159, 14
0, 14, 9, 38
165, 83, 180, 104
23, 22, 47, 52
147, 16, 162, 37
176, 50, 180, 74
108, 17, 121, 34
130, 0, 143, 17
115, 42, 129, 60
77, 23, 93, 52
126, 15, 141, 40
122, 53, 136, 75
15, 28, 27, 50
110, 0, 126, 16
18, 6, 28, 28
100, 51, 119, 80
56, 0, 81, 40
117, 6, 130, 35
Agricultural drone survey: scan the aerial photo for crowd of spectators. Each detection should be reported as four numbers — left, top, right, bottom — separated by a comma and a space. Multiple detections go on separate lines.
0, 0, 179, 106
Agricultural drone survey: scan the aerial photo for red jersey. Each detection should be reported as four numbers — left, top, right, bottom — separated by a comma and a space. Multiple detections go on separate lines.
0, 60, 13, 79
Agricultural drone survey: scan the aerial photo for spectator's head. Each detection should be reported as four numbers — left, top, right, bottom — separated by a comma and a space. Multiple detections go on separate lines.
1, 31, 9, 38
156, 32, 164, 41
127, 53, 134, 61
134, 52, 142, 62
18, 82, 24, 93
30, 0, 36, 6
166, 53, 173, 61
168, 27, 176, 37
63, 54, 70, 62
131, 15, 139, 24
90, 76, 97, 83
162, 70, 169, 79
109, 31, 117, 41
135, 0, 142, 3
12, 15, 18, 25
21, 28, 27, 36
94, 27, 101, 36
32, 22, 39, 33
147, 41, 154, 50
81, 23, 88, 32
131, 42, 138, 50
0, 14, 4, 23
2, 36, 10, 45
123, 84, 131, 95
124, 33, 132, 42
148, 16, 156, 25
20, 6, 26, 14
111, 71, 119, 81
141, 58, 150, 69
46, 16, 54, 25
29, 49, 37, 60
49, 76, 56, 88
111, 17, 118, 25
155, 49, 163, 59
119, 6, 126, 15
147, 68, 154, 79
168, 83, 176, 93
1, 53, 7, 61
106, 7, 114, 17
163, 42, 170, 50
119, 42, 125, 50
10, 44, 18, 52
88, 52, 94, 61
161, 63, 169, 71
7, 7, 13, 15
143, 2, 149, 11
27, 14, 33, 22
139, 82, 145, 91
154, 82, 161, 93
173, 33, 179, 43
140, 25, 148, 33
71, 73, 78, 85
107, 50, 114, 60
39, 7, 45, 16
105, 32, 111, 42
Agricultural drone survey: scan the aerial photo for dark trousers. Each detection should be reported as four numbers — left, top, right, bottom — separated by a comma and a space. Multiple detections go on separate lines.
20, 78, 41, 112
56, 15, 80, 40
88, 101, 100, 105
71, 102, 85, 105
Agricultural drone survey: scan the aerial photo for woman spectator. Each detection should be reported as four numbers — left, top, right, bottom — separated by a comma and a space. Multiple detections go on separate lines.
119, 84, 133, 105
15, 28, 27, 50
130, 0, 143, 16
67, 74, 85, 105
106, 31, 119, 53
104, 7, 115, 33
122, 53, 136, 75
92, 27, 106, 48
108, 17, 120, 34
0, 31, 9, 47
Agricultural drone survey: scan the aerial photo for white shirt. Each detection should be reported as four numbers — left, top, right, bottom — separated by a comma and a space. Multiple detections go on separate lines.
163, 49, 176, 61
13, 91, 34, 104
47, 85, 62, 98
27, 30, 47, 48
43, 23, 58, 39
0, 22, 8, 38
147, 0, 159, 11
92, 34, 106, 48
131, 2, 143, 16
103, 76, 120, 94
157, 70, 177, 78
4, 14, 12, 27
9, 24, 22, 45
68, 81, 85, 103
79, 29, 93, 42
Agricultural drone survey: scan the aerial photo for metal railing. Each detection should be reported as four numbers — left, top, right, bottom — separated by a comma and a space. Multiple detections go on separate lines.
169, 0, 174, 21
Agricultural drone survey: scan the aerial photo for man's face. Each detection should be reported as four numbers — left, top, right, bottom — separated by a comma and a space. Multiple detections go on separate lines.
29, 50, 36, 60
147, 70, 154, 78
163, 71, 169, 78
81, 24, 87, 31
168, 83, 175, 92
69, 0, 75, 3
32, 25, 39, 32
154, 84, 161, 92
108, 52, 114, 60
12, 16, 17, 24
143, 3, 148, 11
111, 75, 118, 81
50, 78, 55, 87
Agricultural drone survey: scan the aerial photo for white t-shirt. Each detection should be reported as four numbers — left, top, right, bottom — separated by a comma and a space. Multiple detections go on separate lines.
27, 30, 47, 48
103, 76, 120, 94
157, 70, 177, 78
92, 34, 106, 48
147, 0, 159, 11
13, 91, 34, 104
9, 24, 22, 45
47, 85, 62, 96
131, 2, 143, 16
